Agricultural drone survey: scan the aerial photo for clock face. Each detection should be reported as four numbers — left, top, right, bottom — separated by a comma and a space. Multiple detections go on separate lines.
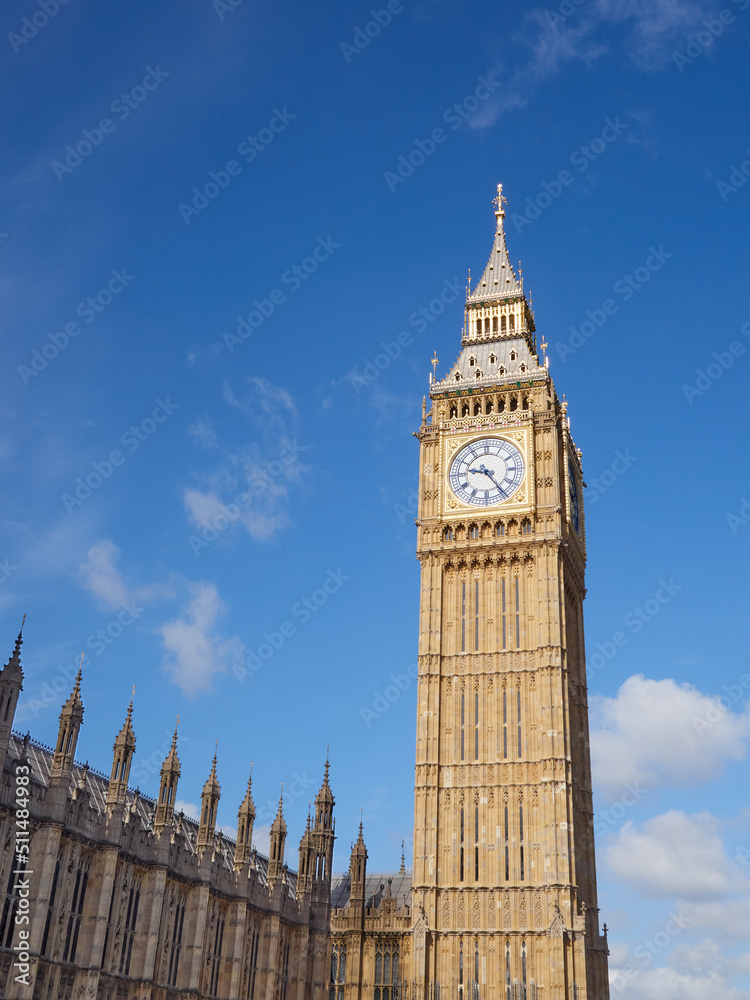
568, 462, 580, 534
449, 437, 525, 507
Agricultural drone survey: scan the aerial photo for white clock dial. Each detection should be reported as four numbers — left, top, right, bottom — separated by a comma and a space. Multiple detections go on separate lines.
449, 437, 525, 507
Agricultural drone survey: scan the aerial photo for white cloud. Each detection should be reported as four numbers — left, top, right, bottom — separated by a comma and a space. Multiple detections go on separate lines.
174, 798, 200, 822
159, 582, 243, 697
607, 811, 744, 901
594, 0, 720, 68
590, 674, 750, 799
77, 539, 129, 608
183, 377, 308, 544
188, 419, 219, 449
611, 963, 750, 1000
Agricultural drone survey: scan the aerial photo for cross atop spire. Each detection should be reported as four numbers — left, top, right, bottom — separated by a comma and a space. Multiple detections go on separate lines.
467, 182, 522, 304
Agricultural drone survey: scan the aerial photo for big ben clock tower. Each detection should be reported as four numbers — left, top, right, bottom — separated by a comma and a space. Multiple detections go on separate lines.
411, 186, 610, 999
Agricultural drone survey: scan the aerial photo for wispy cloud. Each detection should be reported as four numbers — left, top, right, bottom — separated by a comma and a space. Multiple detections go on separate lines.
159, 581, 243, 697
182, 377, 308, 543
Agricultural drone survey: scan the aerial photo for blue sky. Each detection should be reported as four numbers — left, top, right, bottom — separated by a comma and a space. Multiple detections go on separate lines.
2, 0, 750, 995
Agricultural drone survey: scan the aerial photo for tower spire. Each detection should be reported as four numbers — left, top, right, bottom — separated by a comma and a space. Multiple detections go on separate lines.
196, 743, 221, 851
154, 715, 181, 834
0, 617, 25, 759
105, 692, 136, 810
235, 765, 256, 869
50, 654, 85, 781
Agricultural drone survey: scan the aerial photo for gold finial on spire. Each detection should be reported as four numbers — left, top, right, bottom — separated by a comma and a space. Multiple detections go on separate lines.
431, 351, 439, 377
494, 183, 506, 222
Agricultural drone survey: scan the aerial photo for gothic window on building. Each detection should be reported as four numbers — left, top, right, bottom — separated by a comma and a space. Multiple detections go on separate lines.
168, 894, 187, 990
505, 941, 511, 1000
519, 805, 525, 881
119, 874, 141, 976
476, 320, 482, 335
470, 525, 479, 540
459, 941, 464, 989
504, 805, 509, 881
462, 403, 470, 417
474, 399, 481, 413
497, 522, 505, 537
498, 397, 505, 413
522, 394, 529, 410
521, 520, 532, 534
499, 366, 506, 376
510, 350, 516, 361
331, 943, 346, 1000
501, 315, 507, 333
62, 857, 89, 964
450, 405, 458, 418
460, 691, 465, 760
515, 578, 521, 649
475, 371, 482, 381
522, 941, 527, 991
502, 689, 508, 760
455, 372, 462, 381
461, 582, 466, 653
373, 944, 399, 1000
493, 316, 499, 332
520, 364, 526, 374
509, 396, 518, 412
501, 579, 507, 651
474, 807, 480, 882
485, 399, 493, 414
460, 807, 465, 882
445, 527, 454, 542
41, 859, 61, 957
0, 860, 19, 949
469, 356, 476, 366
279, 936, 292, 1000
509, 315, 515, 331
474, 581, 480, 652
208, 907, 225, 997
517, 689, 523, 759
474, 942, 481, 1000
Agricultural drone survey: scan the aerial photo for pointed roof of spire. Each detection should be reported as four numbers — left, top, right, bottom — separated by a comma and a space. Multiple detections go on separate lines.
351, 818, 367, 857
238, 767, 255, 817
61, 656, 84, 717
202, 745, 221, 797
114, 693, 136, 751
467, 183, 522, 304
315, 752, 334, 805
271, 787, 287, 834
162, 717, 181, 775
399, 839, 406, 873
2, 614, 26, 681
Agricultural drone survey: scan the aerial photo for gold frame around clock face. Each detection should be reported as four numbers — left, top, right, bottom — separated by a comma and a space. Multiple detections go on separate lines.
448, 437, 525, 508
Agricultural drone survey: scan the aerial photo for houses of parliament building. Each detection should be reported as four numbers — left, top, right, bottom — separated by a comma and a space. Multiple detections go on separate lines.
0, 188, 610, 1000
